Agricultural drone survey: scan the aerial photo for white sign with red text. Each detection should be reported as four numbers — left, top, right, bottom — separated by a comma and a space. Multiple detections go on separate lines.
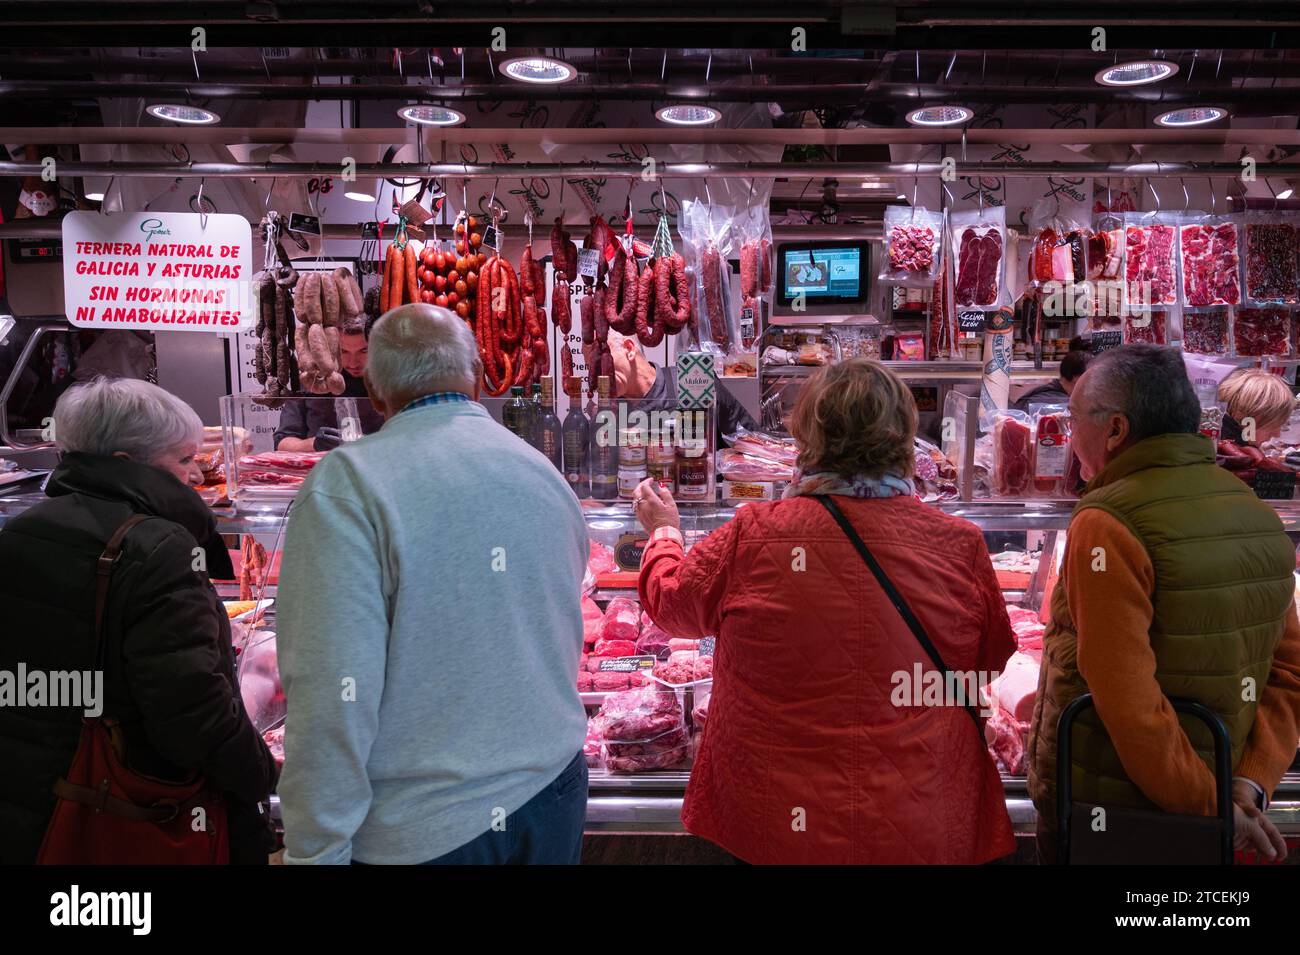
62, 211, 253, 332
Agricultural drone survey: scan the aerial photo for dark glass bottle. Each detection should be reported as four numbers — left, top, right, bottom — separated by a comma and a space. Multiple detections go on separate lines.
503, 386, 535, 441
561, 376, 591, 498
535, 376, 563, 470
589, 375, 619, 501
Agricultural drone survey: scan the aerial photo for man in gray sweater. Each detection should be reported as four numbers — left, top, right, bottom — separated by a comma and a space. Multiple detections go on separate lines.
276, 304, 590, 865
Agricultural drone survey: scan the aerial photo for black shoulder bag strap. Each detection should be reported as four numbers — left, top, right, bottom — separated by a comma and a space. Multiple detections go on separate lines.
813, 495, 984, 731
93, 514, 150, 669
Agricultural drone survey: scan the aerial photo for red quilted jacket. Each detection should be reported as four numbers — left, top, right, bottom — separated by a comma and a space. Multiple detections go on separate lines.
639, 494, 1017, 865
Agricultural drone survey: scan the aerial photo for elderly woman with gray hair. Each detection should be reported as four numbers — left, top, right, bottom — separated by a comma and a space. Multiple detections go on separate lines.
0, 377, 277, 864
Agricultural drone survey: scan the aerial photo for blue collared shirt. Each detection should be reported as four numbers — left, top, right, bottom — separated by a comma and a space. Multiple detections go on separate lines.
398, 392, 471, 416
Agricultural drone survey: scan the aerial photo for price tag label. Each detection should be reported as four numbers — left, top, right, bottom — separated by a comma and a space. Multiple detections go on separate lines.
1090, 330, 1123, 354
740, 306, 756, 341
958, 310, 986, 335
480, 225, 499, 252
1252, 469, 1296, 500
577, 247, 601, 281
597, 656, 656, 673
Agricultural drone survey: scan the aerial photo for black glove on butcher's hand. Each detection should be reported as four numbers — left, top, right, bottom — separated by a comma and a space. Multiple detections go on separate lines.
313, 427, 342, 452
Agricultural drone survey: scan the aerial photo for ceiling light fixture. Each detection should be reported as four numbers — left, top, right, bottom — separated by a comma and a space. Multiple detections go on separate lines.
905, 105, 972, 127
146, 103, 221, 125
399, 105, 466, 127
1278, 188, 1295, 200
344, 184, 378, 202
500, 56, 577, 84
1154, 106, 1228, 127
1095, 60, 1179, 87
655, 104, 720, 126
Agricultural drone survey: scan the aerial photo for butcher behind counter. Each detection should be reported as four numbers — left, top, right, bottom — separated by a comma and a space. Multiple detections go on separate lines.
274, 317, 385, 451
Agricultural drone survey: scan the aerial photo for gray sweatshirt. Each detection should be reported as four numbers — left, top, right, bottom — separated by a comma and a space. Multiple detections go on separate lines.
275, 398, 589, 864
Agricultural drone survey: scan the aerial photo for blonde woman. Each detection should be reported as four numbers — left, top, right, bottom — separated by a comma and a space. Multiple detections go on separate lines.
633, 358, 1016, 864
1218, 368, 1297, 446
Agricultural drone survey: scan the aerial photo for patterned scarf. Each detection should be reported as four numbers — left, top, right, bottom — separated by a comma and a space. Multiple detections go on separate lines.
781, 469, 916, 499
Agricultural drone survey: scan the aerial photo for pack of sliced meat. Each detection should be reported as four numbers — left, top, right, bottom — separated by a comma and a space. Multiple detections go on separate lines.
724, 426, 798, 469
235, 449, 327, 490
1182, 309, 1231, 355
1030, 406, 1070, 497
1179, 215, 1241, 309
1244, 213, 1300, 306
1233, 307, 1293, 357
1123, 213, 1179, 311
879, 204, 946, 288
951, 207, 1006, 308
991, 410, 1033, 497
1026, 197, 1090, 288
1124, 309, 1168, 345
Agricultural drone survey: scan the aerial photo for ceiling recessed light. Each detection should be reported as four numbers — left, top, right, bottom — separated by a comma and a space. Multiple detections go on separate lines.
146, 103, 221, 125
905, 105, 972, 127
344, 187, 377, 202
399, 105, 466, 127
655, 104, 720, 126
1095, 60, 1179, 87
897, 194, 908, 200
1154, 106, 1228, 127
500, 56, 576, 84
85, 192, 105, 202
1277, 188, 1294, 200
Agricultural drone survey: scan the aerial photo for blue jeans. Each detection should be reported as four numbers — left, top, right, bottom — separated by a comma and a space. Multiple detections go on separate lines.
421, 752, 588, 865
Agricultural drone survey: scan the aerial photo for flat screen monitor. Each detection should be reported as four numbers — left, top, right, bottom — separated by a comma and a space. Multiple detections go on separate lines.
776, 241, 870, 307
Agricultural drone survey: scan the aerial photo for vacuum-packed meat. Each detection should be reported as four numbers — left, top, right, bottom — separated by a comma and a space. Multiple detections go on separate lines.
1180, 222, 1240, 307
993, 415, 1032, 497
1233, 308, 1292, 356
1124, 223, 1177, 308
954, 227, 1004, 306
1245, 221, 1299, 304
1182, 311, 1230, 354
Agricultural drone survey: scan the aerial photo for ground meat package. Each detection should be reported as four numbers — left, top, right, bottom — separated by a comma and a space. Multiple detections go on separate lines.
1179, 215, 1241, 309
1234, 307, 1293, 357
1182, 309, 1230, 355
1123, 213, 1180, 311
951, 207, 1007, 307
1244, 213, 1300, 306
880, 205, 946, 288
596, 686, 690, 773
991, 410, 1033, 497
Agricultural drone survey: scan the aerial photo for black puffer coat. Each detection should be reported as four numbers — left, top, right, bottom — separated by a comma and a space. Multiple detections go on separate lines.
0, 452, 277, 864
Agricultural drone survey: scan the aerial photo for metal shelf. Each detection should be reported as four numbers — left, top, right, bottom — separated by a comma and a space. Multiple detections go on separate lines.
763, 360, 1062, 381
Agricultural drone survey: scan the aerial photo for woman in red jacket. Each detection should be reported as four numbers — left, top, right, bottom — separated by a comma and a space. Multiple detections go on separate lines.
633, 358, 1016, 864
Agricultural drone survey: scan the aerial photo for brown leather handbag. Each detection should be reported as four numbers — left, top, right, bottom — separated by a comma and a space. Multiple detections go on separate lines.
36, 514, 230, 864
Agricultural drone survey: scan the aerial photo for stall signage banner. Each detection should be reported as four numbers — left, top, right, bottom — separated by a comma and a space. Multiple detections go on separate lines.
62, 211, 253, 332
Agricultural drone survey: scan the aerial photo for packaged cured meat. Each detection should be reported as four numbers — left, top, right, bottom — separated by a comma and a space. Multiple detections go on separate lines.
1026, 197, 1090, 288
913, 436, 960, 502
1182, 309, 1230, 355
724, 427, 799, 469
1244, 214, 1300, 305
1123, 213, 1179, 310
1233, 308, 1292, 357
1124, 309, 1167, 345
678, 198, 738, 356
1179, 216, 1241, 309
878, 205, 945, 288
1030, 406, 1070, 497
735, 204, 773, 348
716, 448, 795, 483
951, 207, 1006, 308
991, 411, 1033, 497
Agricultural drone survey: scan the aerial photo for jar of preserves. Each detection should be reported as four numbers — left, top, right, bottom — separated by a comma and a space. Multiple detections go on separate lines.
676, 440, 710, 501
